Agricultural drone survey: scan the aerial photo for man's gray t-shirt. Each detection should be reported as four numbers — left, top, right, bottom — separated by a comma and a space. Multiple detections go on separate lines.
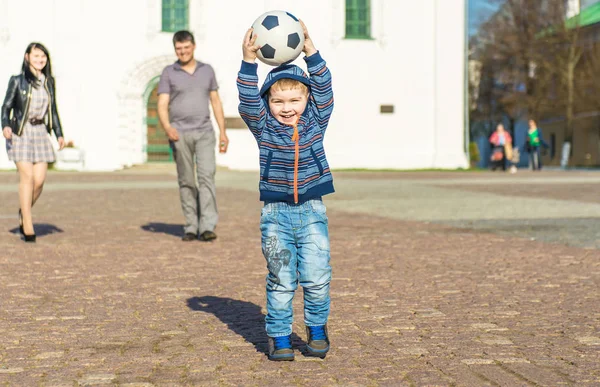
157, 61, 218, 132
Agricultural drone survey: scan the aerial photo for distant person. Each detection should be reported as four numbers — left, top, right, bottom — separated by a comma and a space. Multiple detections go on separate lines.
489, 123, 512, 172
157, 30, 229, 242
237, 21, 334, 361
1, 42, 65, 243
525, 119, 549, 171
509, 147, 520, 174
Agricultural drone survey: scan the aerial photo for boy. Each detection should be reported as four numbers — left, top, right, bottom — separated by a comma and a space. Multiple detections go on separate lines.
236, 21, 334, 361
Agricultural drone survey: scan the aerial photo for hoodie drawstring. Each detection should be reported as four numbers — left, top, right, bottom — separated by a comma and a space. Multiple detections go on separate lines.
291, 119, 299, 204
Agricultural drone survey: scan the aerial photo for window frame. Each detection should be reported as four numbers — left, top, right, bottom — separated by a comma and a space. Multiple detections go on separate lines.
161, 0, 189, 33
345, 0, 373, 40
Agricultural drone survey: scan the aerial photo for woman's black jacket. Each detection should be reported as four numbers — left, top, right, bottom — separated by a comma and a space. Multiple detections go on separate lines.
1, 73, 63, 138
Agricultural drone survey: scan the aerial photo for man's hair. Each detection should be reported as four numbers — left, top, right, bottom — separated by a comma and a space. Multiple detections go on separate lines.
268, 79, 308, 96
173, 30, 195, 46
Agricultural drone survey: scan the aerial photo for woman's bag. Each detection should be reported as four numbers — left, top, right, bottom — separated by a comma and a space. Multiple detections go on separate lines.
504, 143, 513, 161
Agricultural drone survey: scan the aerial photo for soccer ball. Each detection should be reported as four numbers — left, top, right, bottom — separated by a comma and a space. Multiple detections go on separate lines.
251, 10, 305, 66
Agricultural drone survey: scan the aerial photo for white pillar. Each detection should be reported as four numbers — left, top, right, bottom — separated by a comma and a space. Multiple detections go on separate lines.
566, 0, 580, 18
432, 0, 469, 168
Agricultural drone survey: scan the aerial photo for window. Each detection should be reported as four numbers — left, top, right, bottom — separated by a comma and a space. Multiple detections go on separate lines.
162, 0, 188, 32
345, 0, 371, 39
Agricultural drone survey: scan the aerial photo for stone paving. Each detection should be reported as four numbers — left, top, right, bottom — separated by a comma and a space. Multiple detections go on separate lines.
0, 166, 599, 386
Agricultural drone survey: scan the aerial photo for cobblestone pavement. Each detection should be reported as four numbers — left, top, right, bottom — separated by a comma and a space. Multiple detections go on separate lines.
0, 167, 599, 386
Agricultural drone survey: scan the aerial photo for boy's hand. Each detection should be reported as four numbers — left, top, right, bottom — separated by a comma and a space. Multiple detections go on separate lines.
300, 20, 317, 57
243, 28, 260, 63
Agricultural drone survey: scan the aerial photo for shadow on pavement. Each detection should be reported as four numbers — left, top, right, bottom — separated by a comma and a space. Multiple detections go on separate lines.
9, 223, 63, 237
140, 222, 182, 238
187, 295, 307, 356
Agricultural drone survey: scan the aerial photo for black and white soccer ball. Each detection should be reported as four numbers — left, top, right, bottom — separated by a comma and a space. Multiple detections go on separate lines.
251, 10, 305, 66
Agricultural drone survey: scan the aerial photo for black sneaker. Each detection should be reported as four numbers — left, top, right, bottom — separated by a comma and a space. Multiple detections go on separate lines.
306, 325, 329, 358
268, 335, 294, 361
199, 230, 217, 242
182, 232, 197, 241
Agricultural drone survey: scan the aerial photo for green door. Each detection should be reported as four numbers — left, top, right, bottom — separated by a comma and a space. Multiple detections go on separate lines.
146, 83, 173, 162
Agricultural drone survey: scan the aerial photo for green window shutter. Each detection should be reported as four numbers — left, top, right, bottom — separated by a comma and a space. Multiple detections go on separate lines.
162, 0, 189, 32
345, 0, 371, 39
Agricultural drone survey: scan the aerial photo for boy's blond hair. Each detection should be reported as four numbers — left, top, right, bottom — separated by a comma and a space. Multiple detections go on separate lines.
268, 78, 308, 96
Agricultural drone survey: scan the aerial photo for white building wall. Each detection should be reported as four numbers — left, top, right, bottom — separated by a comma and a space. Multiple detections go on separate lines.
0, 0, 467, 171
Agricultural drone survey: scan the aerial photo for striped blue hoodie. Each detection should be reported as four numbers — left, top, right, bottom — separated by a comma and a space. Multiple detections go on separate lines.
237, 52, 334, 203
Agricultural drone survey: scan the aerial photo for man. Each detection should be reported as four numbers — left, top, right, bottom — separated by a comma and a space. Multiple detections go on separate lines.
158, 30, 229, 241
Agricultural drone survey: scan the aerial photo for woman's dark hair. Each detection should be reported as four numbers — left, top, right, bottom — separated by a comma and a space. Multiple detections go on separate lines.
173, 30, 195, 46
22, 42, 52, 87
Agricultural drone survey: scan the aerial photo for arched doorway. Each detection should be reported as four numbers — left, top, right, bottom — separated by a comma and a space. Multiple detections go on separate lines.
116, 55, 175, 168
144, 77, 173, 162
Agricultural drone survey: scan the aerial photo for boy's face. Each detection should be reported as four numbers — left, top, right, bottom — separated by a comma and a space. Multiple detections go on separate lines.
268, 87, 308, 125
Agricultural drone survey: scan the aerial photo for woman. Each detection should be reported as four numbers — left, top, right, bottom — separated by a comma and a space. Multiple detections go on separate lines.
489, 123, 512, 171
1, 43, 65, 242
526, 119, 549, 171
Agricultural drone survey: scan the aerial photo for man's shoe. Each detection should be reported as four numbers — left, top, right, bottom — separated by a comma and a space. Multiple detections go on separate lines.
182, 232, 197, 241
306, 325, 329, 358
199, 230, 217, 242
268, 335, 294, 361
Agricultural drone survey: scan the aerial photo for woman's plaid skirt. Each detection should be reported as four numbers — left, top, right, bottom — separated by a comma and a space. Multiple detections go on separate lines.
6, 123, 56, 163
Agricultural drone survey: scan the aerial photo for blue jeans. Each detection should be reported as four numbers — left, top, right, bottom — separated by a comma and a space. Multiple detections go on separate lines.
529, 146, 542, 170
260, 199, 331, 337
